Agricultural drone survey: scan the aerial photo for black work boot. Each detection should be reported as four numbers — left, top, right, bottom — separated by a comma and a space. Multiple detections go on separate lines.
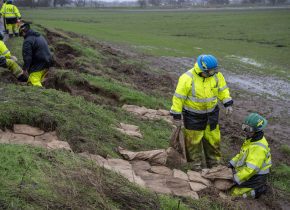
9, 34, 13, 38
14, 33, 19, 37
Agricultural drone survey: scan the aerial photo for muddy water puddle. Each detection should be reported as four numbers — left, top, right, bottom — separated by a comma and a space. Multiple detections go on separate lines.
151, 56, 290, 101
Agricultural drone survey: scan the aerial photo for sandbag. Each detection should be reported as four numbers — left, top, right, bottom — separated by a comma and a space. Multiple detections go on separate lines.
118, 146, 167, 165
201, 165, 233, 180
169, 125, 187, 161
214, 179, 234, 191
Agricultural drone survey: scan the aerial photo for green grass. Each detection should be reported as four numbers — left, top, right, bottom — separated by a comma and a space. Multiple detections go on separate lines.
271, 164, 290, 195
0, 144, 192, 209
21, 8, 290, 79
0, 83, 172, 156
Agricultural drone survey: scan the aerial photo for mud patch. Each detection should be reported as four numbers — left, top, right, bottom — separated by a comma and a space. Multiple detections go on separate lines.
45, 28, 176, 96
53, 42, 81, 69
102, 56, 175, 96
0, 71, 20, 84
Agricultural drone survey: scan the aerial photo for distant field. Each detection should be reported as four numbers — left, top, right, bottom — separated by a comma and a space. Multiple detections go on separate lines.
22, 8, 290, 78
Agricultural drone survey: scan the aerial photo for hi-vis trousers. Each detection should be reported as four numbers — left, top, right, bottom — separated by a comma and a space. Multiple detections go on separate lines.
28, 70, 47, 87
184, 124, 221, 169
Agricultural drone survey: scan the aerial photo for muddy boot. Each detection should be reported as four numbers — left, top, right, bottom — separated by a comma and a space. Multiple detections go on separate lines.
255, 185, 267, 198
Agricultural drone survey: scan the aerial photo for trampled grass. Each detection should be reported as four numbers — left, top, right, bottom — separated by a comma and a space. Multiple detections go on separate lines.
21, 8, 290, 79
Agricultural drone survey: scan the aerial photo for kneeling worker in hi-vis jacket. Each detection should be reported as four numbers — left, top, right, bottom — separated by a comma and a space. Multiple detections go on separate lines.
228, 113, 272, 198
0, 32, 27, 81
170, 54, 233, 170
19, 23, 53, 87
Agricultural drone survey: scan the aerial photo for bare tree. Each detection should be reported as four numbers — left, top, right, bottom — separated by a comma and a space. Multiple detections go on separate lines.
138, 0, 147, 7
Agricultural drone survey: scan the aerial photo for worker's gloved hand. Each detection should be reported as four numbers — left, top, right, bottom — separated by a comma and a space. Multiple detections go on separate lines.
10, 55, 18, 62
225, 106, 233, 115
170, 113, 182, 127
17, 73, 28, 82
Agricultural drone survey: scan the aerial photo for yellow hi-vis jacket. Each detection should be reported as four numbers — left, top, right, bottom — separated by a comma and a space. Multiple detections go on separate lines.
170, 63, 232, 115
230, 137, 272, 185
0, 3, 21, 18
0, 40, 11, 58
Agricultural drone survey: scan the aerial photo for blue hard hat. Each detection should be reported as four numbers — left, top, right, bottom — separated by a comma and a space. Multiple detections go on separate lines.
197, 54, 218, 71
6, 0, 12, 3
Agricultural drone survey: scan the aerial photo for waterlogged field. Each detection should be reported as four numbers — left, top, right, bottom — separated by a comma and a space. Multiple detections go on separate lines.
22, 8, 290, 79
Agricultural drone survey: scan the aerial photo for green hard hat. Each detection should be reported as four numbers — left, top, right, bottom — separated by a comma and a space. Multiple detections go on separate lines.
244, 113, 267, 131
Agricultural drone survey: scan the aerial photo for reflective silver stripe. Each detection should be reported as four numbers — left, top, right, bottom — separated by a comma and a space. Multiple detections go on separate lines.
234, 174, 241, 185
188, 96, 217, 103
183, 105, 216, 114
252, 142, 267, 150
237, 153, 247, 167
1, 50, 9, 56
246, 162, 259, 172
230, 160, 236, 167
262, 161, 271, 168
213, 74, 219, 88
170, 110, 182, 115
223, 98, 232, 104
184, 70, 195, 97
174, 93, 187, 99
258, 168, 270, 175
185, 71, 193, 78
251, 190, 256, 198
219, 85, 228, 91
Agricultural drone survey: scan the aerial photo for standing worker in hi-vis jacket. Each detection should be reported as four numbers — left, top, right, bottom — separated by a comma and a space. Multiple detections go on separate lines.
170, 54, 233, 170
0, 0, 21, 37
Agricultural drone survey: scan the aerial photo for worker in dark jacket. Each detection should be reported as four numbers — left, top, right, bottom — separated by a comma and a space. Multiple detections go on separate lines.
19, 23, 52, 87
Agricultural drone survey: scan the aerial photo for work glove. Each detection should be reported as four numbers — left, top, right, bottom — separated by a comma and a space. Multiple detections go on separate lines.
10, 55, 18, 62
17, 73, 28, 82
170, 113, 182, 127
225, 106, 233, 115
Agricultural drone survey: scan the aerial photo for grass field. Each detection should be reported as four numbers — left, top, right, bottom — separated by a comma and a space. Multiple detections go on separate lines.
21, 8, 290, 79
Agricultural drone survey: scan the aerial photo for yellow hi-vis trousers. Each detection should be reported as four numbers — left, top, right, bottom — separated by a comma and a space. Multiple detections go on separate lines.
28, 70, 47, 87
6, 23, 18, 35
6, 58, 23, 77
184, 124, 221, 168
231, 187, 255, 198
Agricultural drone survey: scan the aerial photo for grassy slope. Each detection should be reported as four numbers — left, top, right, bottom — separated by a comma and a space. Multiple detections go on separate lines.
0, 144, 192, 210
0, 32, 190, 209
21, 8, 290, 79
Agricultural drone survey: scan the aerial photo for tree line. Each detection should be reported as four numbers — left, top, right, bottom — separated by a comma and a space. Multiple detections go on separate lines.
13, 0, 289, 8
